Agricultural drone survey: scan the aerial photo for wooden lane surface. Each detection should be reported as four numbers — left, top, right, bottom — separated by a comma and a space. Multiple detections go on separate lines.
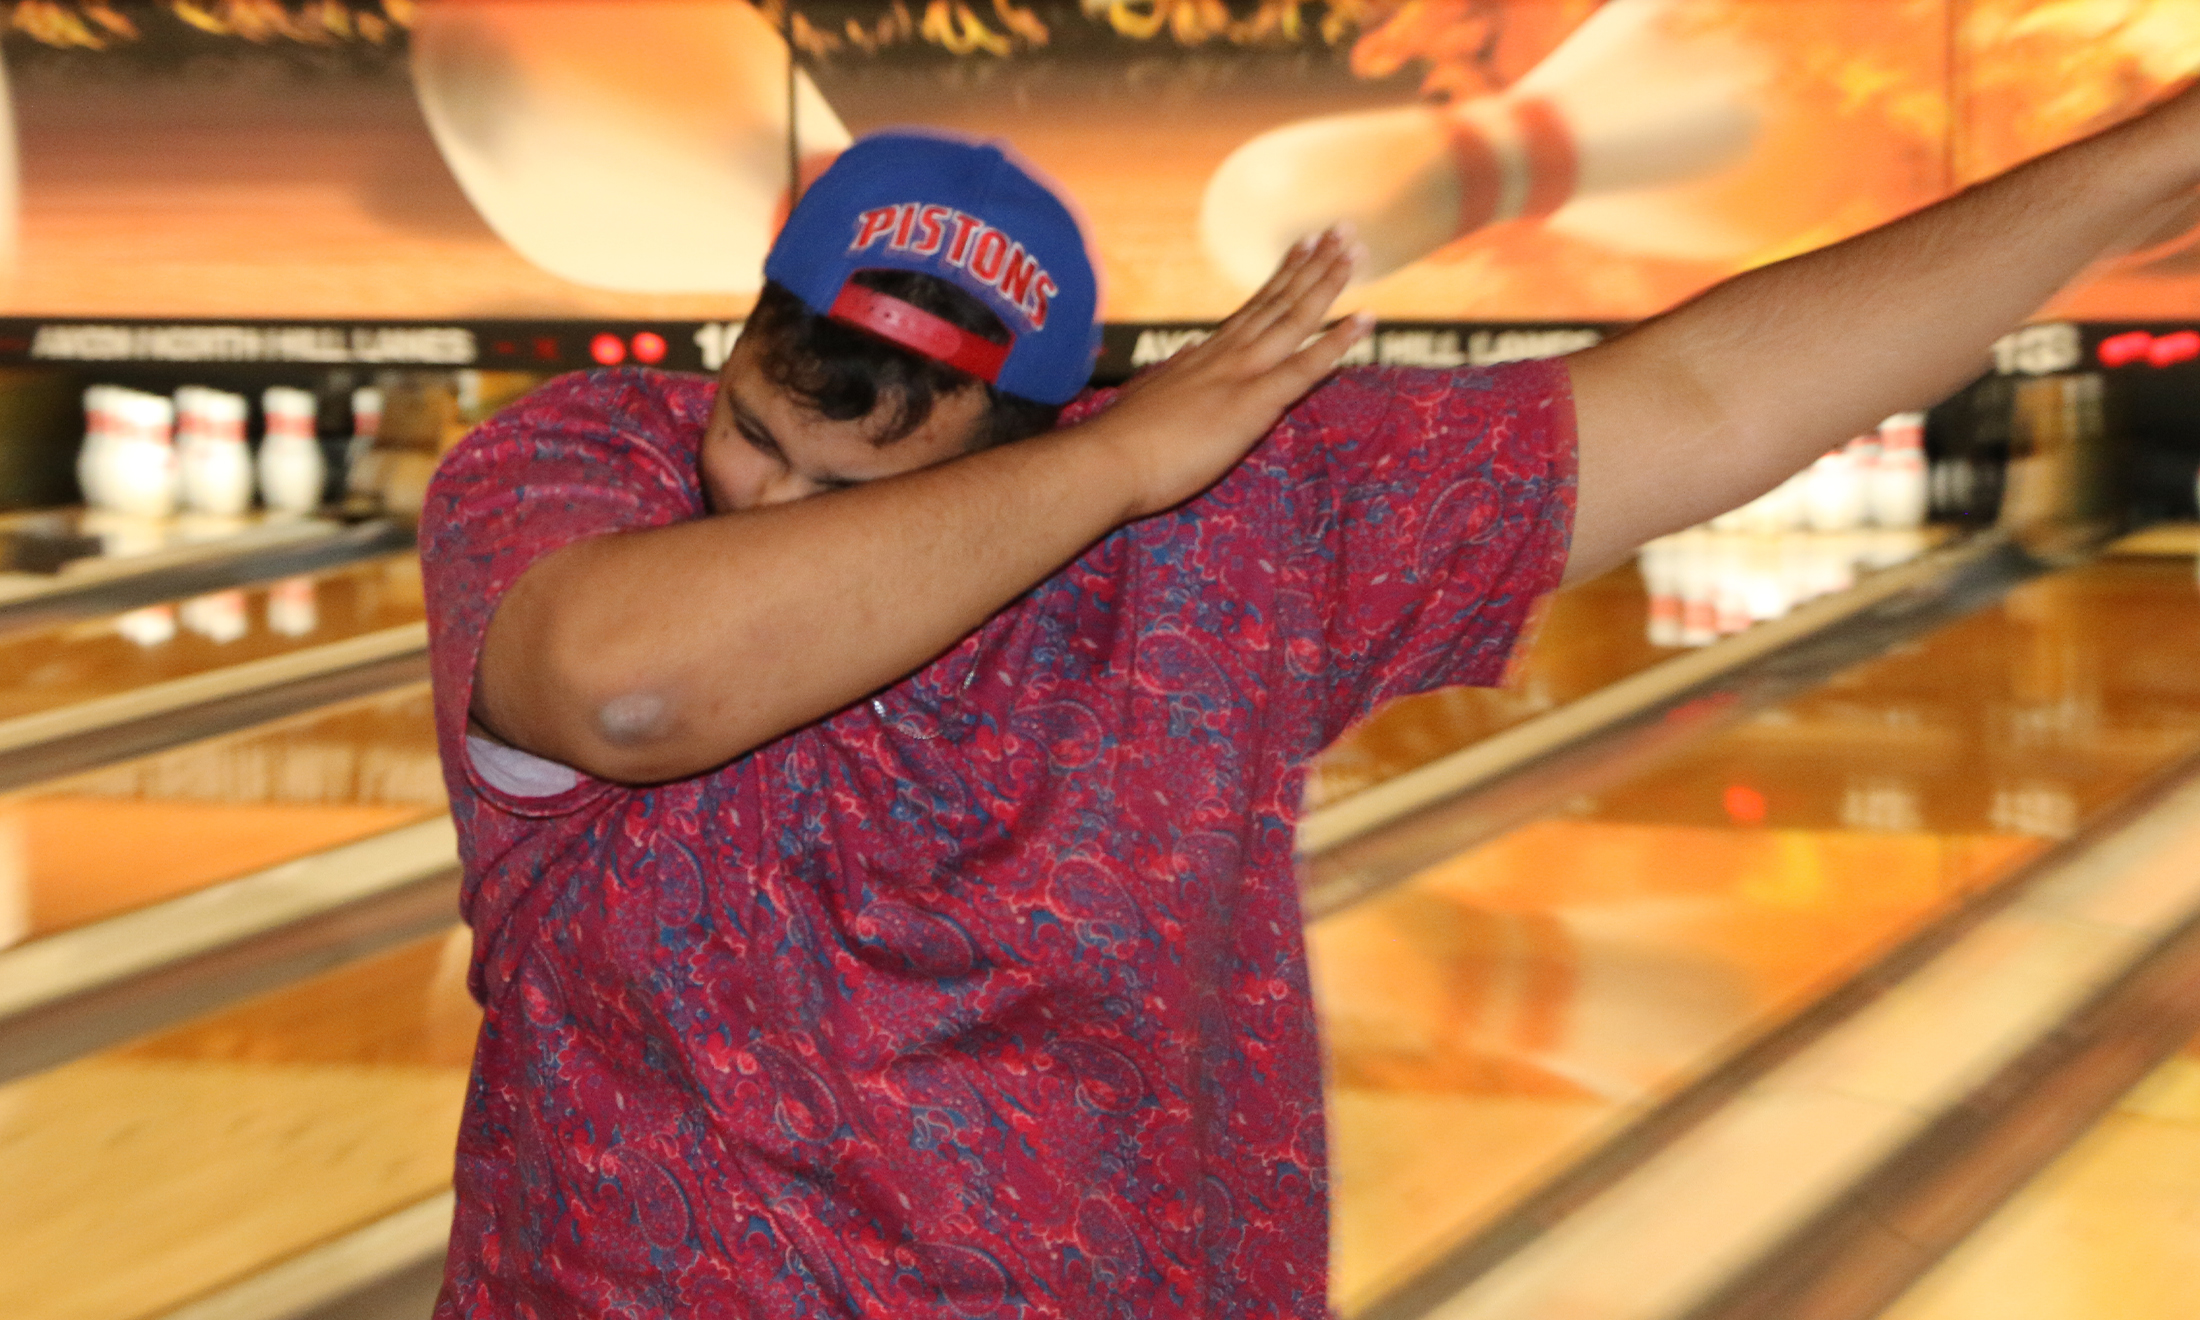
1306, 563, 1668, 811
0, 682, 443, 948
1316, 555, 2200, 1310
0, 928, 476, 1320
1874, 1030, 2200, 1320
6, 554, 2191, 1313
0, 513, 345, 611
0, 553, 423, 725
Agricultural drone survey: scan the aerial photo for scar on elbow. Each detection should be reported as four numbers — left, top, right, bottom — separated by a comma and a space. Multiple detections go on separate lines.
595, 692, 671, 747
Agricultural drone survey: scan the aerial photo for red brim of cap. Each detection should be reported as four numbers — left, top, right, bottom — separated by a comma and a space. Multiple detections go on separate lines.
828, 283, 1012, 385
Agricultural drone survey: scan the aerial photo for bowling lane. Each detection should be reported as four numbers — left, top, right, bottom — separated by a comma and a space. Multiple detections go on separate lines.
1313, 551, 2200, 1312
0, 681, 441, 950
0, 507, 344, 611
1873, 1028, 2200, 1320
0, 552, 424, 726
1308, 562, 1669, 809
1305, 530, 1940, 810
0, 927, 476, 1320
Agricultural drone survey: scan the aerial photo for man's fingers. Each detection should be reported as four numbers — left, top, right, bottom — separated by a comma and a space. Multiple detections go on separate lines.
1265, 311, 1374, 400
1242, 227, 1357, 339
1242, 238, 1360, 360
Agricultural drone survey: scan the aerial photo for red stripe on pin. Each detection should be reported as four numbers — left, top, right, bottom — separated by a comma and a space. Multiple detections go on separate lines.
1511, 96, 1577, 219
1445, 114, 1502, 237
829, 283, 1012, 384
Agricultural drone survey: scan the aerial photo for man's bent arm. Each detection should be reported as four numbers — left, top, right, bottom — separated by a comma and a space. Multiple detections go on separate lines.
1562, 80, 2200, 582
472, 233, 1372, 784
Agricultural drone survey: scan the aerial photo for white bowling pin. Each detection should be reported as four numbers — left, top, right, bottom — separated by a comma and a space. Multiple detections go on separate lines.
411, 0, 851, 293
1638, 537, 1684, 647
104, 391, 179, 519
1763, 471, 1810, 533
75, 384, 123, 510
1867, 412, 1929, 529
1710, 533, 1752, 636
1200, 0, 1829, 288
1802, 442, 1867, 534
1739, 534, 1789, 623
180, 389, 254, 516
1675, 531, 1719, 647
258, 386, 325, 515
171, 385, 207, 474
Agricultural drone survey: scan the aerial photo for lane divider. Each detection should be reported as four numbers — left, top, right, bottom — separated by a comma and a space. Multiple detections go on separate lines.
0, 621, 427, 758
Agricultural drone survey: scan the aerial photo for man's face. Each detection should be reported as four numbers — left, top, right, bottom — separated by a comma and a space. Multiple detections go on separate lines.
701, 333, 988, 513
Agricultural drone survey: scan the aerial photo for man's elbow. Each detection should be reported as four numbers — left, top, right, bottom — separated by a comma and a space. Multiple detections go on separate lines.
552, 679, 741, 785
504, 640, 713, 784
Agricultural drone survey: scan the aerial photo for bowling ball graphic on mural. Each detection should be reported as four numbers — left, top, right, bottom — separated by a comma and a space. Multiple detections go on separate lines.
410, 0, 849, 294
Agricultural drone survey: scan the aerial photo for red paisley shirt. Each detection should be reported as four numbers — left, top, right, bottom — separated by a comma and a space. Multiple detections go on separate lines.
421, 361, 1576, 1318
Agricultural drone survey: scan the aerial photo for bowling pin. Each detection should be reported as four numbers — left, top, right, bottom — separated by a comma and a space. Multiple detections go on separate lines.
1638, 536, 1684, 647
172, 384, 206, 470
343, 386, 383, 503
411, 0, 851, 293
104, 391, 180, 519
1764, 471, 1809, 533
1802, 441, 1868, 534
75, 384, 122, 510
180, 389, 254, 516
1709, 534, 1751, 636
258, 386, 325, 515
1200, 0, 1840, 288
1739, 534, 1789, 623
1867, 412, 1929, 529
1675, 531, 1718, 647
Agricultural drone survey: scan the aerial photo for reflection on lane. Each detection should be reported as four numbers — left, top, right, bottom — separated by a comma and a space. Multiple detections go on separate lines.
1307, 531, 1937, 811
0, 683, 442, 949
1315, 554, 2200, 1311
0, 554, 424, 725
0, 928, 476, 1320
1310, 564, 1671, 808
1876, 1029, 2200, 1320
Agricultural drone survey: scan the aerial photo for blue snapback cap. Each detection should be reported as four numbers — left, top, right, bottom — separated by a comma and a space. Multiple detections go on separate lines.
763, 130, 1101, 406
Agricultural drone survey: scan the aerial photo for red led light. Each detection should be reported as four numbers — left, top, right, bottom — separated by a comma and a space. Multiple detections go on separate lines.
2149, 330, 2200, 368
1723, 783, 1767, 825
2098, 330, 2154, 368
590, 332, 627, 366
631, 331, 668, 365
532, 336, 560, 360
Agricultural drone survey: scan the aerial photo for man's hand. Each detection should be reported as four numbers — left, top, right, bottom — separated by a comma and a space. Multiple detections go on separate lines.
1084, 224, 1373, 521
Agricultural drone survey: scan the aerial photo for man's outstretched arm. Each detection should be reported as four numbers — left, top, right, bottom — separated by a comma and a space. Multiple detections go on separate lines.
471, 233, 1372, 785
1562, 79, 2200, 583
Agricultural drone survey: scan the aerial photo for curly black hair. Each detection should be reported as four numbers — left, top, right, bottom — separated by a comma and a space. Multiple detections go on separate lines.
740, 269, 1065, 451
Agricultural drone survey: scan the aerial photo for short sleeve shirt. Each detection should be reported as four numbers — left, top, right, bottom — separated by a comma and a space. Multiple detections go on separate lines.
422, 362, 1576, 1319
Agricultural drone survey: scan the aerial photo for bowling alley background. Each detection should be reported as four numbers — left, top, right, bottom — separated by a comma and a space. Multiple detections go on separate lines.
0, 0, 2196, 508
